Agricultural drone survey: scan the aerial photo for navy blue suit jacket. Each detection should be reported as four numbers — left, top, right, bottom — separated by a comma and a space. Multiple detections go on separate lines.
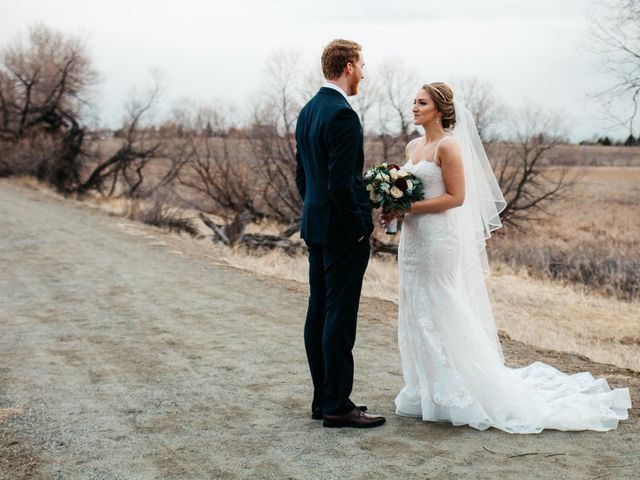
295, 87, 373, 244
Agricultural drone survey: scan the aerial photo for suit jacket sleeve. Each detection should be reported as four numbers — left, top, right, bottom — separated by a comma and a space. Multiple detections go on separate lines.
327, 108, 368, 242
295, 146, 305, 200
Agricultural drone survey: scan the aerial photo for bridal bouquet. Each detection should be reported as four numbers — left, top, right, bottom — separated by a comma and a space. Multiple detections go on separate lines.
364, 163, 423, 234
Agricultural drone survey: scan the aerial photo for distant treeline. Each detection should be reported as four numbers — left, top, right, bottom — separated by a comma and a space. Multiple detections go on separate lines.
580, 134, 640, 146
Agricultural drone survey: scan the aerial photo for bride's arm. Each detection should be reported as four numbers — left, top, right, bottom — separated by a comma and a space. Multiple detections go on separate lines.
410, 141, 465, 214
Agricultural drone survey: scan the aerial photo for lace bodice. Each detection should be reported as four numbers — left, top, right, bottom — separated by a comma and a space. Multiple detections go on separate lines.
399, 139, 460, 261
404, 160, 446, 200
403, 135, 454, 199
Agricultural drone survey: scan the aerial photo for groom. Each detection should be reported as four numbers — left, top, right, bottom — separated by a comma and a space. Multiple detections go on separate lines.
295, 39, 385, 428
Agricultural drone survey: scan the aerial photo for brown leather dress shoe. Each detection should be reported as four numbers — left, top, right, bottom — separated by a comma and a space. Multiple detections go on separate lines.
322, 407, 386, 428
312, 404, 367, 420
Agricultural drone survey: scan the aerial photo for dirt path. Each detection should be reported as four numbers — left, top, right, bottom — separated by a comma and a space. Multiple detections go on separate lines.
0, 179, 637, 480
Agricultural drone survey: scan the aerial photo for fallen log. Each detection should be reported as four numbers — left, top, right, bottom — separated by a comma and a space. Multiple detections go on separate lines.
200, 213, 398, 259
198, 213, 229, 244
370, 237, 399, 258
279, 221, 302, 239
199, 210, 253, 246
240, 233, 307, 256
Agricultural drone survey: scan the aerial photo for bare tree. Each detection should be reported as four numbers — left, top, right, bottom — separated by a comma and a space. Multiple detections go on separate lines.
450, 77, 506, 142
175, 104, 261, 222
299, 58, 325, 106
172, 101, 299, 245
245, 51, 310, 225
588, 0, 640, 132
494, 104, 577, 229
350, 78, 380, 134
375, 61, 420, 140
76, 78, 167, 198
0, 23, 98, 192
353, 61, 422, 166
438, 79, 576, 231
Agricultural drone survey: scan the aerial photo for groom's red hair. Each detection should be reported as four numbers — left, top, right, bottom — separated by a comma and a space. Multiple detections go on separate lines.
321, 39, 361, 80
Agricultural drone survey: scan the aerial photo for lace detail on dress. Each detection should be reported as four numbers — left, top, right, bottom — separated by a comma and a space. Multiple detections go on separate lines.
433, 374, 474, 409
398, 160, 458, 269
394, 139, 631, 433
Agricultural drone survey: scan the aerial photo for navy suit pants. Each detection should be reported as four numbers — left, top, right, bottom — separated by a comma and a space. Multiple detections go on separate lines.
304, 238, 370, 416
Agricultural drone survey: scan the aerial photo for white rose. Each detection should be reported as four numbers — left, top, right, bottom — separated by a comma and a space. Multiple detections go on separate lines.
381, 172, 391, 182
389, 169, 398, 180
397, 168, 408, 178
366, 183, 374, 192
390, 187, 404, 199
375, 172, 384, 181
365, 170, 375, 180
380, 182, 390, 192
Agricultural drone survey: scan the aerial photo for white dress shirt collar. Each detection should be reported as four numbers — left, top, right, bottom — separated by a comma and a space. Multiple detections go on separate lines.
323, 81, 349, 100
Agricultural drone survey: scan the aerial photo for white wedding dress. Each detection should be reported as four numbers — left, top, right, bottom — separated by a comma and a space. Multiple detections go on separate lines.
395, 136, 631, 433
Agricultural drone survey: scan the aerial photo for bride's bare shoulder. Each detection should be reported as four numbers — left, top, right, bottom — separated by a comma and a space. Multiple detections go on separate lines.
437, 137, 461, 163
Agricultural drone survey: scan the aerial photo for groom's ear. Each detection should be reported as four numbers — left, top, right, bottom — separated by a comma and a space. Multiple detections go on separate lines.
345, 62, 354, 75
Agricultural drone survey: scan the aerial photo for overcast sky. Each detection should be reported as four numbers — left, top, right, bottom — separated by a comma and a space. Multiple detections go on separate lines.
0, 0, 628, 141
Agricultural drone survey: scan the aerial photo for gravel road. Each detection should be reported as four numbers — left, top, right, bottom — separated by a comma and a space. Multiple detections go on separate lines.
0, 179, 638, 480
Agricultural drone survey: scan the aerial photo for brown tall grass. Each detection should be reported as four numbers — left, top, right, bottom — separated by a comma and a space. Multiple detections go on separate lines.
490, 167, 640, 300
488, 143, 640, 167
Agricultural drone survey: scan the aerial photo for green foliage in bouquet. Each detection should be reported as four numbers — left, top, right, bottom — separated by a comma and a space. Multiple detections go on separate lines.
364, 163, 424, 214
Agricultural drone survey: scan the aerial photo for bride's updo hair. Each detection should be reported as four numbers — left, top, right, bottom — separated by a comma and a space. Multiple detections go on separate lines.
423, 82, 456, 130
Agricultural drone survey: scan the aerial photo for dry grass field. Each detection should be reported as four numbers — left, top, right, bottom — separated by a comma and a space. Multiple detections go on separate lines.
491, 166, 640, 301
489, 143, 640, 167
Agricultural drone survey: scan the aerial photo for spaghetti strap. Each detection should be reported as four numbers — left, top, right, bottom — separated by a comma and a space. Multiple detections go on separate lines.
432, 135, 454, 164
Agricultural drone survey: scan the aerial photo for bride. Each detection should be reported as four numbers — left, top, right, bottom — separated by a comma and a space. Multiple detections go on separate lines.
390, 82, 631, 433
